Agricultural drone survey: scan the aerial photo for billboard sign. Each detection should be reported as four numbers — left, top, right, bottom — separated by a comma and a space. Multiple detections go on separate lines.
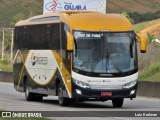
43, 0, 106, 14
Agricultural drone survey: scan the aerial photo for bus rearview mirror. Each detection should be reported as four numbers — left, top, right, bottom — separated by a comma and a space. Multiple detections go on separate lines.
136, 33, 147, 53
67, 32, 74, 51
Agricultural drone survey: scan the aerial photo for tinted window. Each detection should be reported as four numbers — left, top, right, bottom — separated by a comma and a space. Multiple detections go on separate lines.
15, 23, 69, 50
30, 16, 59, 22
61, 23, 69, 50
49, 23, 60, 49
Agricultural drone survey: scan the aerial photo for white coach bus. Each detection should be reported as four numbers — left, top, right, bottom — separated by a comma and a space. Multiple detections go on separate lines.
13, 11, 147, 107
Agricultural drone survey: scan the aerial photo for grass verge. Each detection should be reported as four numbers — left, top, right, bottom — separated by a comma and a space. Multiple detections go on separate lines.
0, 60, 13, 72
134, 18, 160, 32
139, 61, 160, 82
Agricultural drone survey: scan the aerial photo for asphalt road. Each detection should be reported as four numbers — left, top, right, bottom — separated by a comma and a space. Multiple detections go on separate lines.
0, 82, 160, 120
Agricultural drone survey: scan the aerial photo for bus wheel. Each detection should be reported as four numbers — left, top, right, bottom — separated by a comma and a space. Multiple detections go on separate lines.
58, 84, 69, 106
112, 98, 124, 108
25, 81, 35, 101
35, 94, 43, 101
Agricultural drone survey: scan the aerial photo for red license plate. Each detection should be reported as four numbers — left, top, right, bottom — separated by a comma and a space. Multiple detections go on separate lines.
101, 92, 112, 96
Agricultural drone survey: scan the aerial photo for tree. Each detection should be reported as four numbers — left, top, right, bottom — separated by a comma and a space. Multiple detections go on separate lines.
122, 12, 134, 24
10, 13, 25, 27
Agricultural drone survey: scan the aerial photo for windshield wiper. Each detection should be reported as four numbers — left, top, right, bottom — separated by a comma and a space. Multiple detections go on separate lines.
130, 37, 134, 58
105, 36, 109, 73
105, 36, 122, 73
91, 35, 104, 72
106, 47, 122, 73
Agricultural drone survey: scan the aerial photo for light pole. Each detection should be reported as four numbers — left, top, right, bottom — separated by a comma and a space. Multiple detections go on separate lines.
2, 28, 5, 61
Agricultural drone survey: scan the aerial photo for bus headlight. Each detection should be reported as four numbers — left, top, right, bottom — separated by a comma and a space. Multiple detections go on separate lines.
73, 79, 90, 89
123, 80, 137, 89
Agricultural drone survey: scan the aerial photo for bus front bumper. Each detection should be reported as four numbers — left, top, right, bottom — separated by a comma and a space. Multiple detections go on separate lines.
72, 82, 137, 100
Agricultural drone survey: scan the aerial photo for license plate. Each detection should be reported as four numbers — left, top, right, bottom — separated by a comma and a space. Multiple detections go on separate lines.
101, 92, 112, 96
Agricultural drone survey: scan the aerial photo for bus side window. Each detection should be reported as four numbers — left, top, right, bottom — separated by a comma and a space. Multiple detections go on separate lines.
20, 26, 29, 50
26, 25, 48, 50
50, 23, 60, 50
14, 29, 19, 50
45, 24, 51, 49
28, 25, 40, 49
61, 23, 68, 50
16, 26, 27, 50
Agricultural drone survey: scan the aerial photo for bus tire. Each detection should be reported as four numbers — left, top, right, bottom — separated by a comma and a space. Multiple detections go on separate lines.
25, 81, 35, 101
112, 98, 124, 108
35, 94, 43, 101
57, 83, 69, 106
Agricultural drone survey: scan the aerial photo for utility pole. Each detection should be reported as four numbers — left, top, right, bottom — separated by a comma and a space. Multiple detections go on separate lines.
11, 29, 14, 63
2, 28, 5, 60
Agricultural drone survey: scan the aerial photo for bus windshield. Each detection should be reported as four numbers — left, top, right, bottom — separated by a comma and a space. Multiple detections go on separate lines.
73, 31, 138, 74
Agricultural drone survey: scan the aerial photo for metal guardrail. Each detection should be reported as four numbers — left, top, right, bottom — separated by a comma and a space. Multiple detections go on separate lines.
137, 81, 160, 98
0, 72, 13, 82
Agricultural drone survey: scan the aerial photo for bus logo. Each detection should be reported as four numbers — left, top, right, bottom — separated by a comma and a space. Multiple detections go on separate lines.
31, 53, 48, 66
64, 2, 87, 10
45, 0, 87, 12
45, 0, 62, 12
100, 74, 113, 77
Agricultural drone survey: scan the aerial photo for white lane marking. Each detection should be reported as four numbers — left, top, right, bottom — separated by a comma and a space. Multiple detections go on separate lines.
113, 117, 129, 120
137, 96, 160, 101
0, 98, 74, 111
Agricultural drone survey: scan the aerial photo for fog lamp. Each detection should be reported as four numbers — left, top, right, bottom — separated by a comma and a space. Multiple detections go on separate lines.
130, 90, 135, 95
76, 89, 82, 95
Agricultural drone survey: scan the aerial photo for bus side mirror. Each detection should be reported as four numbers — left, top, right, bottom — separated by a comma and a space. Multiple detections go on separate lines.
136, 33, 147, 53
67, 32, 74, 51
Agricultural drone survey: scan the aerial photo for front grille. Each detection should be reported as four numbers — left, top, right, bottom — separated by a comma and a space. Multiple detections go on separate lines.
90, 84, 123, 90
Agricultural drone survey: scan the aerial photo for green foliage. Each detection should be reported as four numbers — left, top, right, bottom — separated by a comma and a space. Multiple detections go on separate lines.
133, 18, 160, 32
0, 59, 10, 65
0, 0, 43, 27
107, 0, 160, 14
147, 33, 156, 43
139, 62, 160, 81
0, 0, 159, 27
10, 13, 25, 27
4, 31, 12, 47
0, 53, 13, 72
0, 60, 13, 72
122, 12, 134, 24
129, 11, 160, 24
